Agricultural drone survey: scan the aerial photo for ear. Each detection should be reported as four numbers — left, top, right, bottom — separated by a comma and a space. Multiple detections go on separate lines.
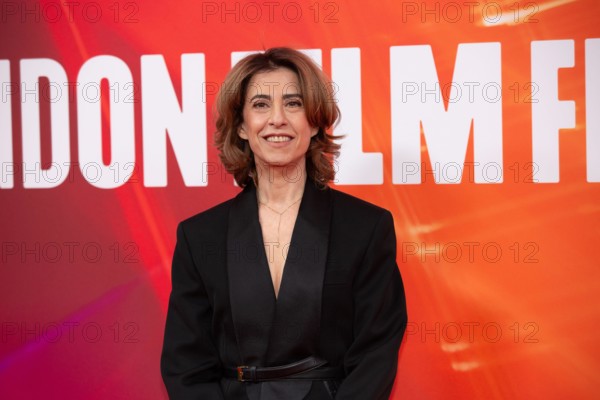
238, 125, 249, 140
310, 127, 319, 138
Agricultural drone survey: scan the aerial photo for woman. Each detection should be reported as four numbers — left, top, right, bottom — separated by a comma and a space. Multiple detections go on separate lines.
161, 47, 407, 400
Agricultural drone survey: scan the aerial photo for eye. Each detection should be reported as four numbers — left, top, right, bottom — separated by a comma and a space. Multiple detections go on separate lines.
252, 101, 269, 109
286, 100, 303, 108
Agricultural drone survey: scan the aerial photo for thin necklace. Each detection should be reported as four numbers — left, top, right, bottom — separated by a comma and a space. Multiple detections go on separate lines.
258, 196, 302, 246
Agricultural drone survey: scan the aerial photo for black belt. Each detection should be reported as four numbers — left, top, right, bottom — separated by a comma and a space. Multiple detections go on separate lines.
223, 356, 345, 382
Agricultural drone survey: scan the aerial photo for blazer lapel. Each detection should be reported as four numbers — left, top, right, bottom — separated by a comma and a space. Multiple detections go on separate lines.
265, 180, 332, 365
227, 179, 333, 368
227, 182, 276, 365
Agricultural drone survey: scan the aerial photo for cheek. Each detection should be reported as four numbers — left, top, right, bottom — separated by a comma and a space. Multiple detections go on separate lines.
246, 116, 268, 133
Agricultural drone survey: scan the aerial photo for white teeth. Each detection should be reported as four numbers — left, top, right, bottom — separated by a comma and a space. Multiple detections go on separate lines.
265, 136, 292, 142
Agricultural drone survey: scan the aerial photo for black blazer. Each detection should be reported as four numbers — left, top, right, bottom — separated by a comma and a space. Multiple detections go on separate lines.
161, 179, 407, 400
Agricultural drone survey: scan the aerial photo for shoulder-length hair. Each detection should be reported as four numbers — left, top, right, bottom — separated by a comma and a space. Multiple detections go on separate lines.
214, 47, 342, 188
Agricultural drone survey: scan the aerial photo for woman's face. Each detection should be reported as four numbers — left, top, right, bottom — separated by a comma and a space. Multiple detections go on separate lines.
239, 67, 318, 175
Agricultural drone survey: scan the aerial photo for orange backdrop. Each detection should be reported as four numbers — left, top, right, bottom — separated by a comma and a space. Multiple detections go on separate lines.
1, 1, 599, 399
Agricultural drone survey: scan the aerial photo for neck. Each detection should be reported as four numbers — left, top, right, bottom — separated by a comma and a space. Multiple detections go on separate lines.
254, 161, 308, 206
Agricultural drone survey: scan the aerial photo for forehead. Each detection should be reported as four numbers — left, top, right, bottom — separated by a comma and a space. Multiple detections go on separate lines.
246, 67, 301, 96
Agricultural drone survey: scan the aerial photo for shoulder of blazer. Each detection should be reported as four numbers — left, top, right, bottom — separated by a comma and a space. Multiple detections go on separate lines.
329, 187, 391, 221
178, 195, 236, 237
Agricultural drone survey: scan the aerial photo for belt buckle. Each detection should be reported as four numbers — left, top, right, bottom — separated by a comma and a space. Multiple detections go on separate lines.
237, 366, 248, 382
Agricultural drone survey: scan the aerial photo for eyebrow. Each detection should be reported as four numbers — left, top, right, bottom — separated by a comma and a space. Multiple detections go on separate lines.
249, 93, 303, 101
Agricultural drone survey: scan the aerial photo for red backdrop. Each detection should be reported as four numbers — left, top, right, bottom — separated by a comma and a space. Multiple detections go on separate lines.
1, 1, 599, 399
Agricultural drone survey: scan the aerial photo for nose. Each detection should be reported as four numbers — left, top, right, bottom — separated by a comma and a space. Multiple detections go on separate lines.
268, 102, 287, 127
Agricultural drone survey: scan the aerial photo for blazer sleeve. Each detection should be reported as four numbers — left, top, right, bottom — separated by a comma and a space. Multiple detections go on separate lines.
335, 210, 408, 400
160, 222, 225, 400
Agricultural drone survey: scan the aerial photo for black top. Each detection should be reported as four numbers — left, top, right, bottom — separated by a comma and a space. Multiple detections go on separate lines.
161, 180, 408, 399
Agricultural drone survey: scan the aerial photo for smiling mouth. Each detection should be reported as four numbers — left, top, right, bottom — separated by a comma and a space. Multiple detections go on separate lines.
264, 136, 293, 142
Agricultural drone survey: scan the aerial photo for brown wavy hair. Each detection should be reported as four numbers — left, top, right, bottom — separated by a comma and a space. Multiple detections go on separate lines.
214, 47, 342, 188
